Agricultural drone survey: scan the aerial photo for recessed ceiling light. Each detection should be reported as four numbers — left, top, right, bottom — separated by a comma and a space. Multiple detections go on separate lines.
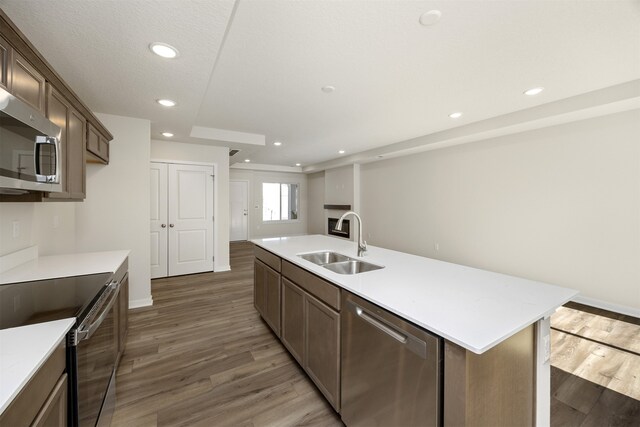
273, 141, 282, 146
321, 86, 336, 93
149, 42, 179, 59
157, 99, 176, 107
295, 163, 301, 167
449, 112, 463, 119
161, 132, 173, 137
244, 159, 251, 163
338, 150, 345, 154
419, 10, 442, 27
524, 87, 544, 96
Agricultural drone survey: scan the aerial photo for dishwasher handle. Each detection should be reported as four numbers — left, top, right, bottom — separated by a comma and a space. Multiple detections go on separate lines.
355, 306, 408, 343
348, 300, 429, 359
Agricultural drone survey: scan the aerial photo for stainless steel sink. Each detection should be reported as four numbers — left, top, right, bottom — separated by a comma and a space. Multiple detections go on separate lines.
322, 260, 384, 275
297, 251, 384, 275
298, 251, 351, 265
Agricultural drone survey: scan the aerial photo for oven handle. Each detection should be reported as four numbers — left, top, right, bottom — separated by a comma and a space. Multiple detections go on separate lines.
75, 281, 120, 343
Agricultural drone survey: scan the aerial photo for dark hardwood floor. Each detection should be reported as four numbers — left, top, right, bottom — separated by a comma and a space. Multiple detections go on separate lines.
111, 241, 342, 426
112, 241, 640, 426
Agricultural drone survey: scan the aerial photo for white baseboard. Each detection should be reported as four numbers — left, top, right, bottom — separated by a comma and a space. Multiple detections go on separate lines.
214, 264, 231, 272
572, 295, 640, 318
0, 246, 38, 274
129, 297, 153, 309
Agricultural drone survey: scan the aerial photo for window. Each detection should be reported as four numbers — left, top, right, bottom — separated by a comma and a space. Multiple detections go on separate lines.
263, 183, 299, 221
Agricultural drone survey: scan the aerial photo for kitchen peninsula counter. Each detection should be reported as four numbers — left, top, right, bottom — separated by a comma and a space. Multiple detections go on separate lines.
253, 234, 577, 354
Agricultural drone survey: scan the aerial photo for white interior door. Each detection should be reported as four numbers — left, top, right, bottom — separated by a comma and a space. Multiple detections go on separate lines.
230, 180, 248, 241
150, 162, 168, 279
168, 164, 214, 276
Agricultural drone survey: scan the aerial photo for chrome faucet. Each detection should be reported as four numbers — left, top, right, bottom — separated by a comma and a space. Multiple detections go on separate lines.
335, 211, 367, 257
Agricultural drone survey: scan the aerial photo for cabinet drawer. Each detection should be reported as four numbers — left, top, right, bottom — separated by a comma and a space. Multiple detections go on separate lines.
0, 342, 65, 426
254, 245, 281, 272
282, 260, 340, 311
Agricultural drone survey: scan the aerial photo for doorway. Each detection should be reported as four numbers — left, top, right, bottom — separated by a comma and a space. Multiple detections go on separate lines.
150, 162, 214, 278
230, 180, 249, 241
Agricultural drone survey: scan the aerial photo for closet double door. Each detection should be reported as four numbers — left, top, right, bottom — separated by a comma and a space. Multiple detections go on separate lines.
151, 162, 214, 279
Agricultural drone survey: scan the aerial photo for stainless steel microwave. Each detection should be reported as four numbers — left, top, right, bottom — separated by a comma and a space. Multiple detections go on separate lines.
0, 87, 62, 194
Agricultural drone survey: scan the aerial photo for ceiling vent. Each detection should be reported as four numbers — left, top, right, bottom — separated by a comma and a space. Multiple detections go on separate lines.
229, 149, 240, 157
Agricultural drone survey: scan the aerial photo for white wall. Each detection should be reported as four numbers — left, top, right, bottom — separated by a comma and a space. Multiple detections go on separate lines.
0, 202, 76, 256
151, 140, 230, 271
324, 165, 355, 206
359, 110, 640, 314
230, 169, 308, 239
307, 171, 325, 235
75, 114, 152, 308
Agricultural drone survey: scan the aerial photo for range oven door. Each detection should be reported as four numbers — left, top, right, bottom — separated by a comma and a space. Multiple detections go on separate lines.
69, 280, 120, 427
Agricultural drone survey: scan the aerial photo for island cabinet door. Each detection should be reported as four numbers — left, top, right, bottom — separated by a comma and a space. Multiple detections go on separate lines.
254, 259, 267, 316
264, 264, 281, 337
281, 278, 305, 364
254, 258, 281, 336
305, 293, 340, 411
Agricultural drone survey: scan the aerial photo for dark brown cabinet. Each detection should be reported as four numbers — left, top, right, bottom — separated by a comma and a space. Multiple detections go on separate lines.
0, 34, 11, 90
31, 373, 67, 427
10, 50, 45, 113
254, 259, 281, 336
279, 263, 341, 411
45, 84, 86, 200
0, 343, 67, 427
304, 293, 340, 409
281, 278, 305, 364
87, 123, 109, 164
117, 274, 129, 359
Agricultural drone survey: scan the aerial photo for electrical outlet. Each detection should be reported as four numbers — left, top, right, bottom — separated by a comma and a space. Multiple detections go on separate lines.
434, 242, 440, 252
53, 215, 60, 229
12, 221, 20, 238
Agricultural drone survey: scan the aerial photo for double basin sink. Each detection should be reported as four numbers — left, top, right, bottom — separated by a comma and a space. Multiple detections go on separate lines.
298, 251, 384, 275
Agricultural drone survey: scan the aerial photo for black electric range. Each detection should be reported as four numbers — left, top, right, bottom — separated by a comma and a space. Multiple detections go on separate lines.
0, 272, 112, 329
0, 271, 123, 427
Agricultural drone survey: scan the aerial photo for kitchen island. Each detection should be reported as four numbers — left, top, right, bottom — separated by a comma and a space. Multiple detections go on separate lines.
253, 234, 578, 426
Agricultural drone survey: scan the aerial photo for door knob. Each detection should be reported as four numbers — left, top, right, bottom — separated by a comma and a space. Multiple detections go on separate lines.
169, 224, 175, 228
161, 224, 166, 228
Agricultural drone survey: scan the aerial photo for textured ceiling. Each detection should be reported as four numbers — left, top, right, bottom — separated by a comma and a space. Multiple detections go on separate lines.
1, 0, 639, 168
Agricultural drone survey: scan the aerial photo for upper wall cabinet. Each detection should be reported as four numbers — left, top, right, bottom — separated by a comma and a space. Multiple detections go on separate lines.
0, 9, 113, 201
11, 50, 45, 113
0, 34, 11, 90
45, 84, 87, 200
87, 123, 109, 164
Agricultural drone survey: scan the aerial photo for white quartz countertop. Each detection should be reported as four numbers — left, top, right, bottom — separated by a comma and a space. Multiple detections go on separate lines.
0, 318, 75, 414
0, 250, 130, 285
253, 235, 578, 354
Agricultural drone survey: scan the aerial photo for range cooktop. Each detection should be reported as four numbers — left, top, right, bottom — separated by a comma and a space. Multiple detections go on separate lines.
0, 272, 112, 329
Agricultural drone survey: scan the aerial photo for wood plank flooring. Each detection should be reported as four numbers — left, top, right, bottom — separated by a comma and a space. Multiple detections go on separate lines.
112, 241, 640, 426
111, 241, 342, 427
550, 303, 640, 426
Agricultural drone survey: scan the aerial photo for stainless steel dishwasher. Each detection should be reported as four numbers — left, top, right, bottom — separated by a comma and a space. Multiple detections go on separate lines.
341, 291, 442, 427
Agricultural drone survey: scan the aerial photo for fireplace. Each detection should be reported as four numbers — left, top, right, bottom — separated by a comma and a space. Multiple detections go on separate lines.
328, 217, 350, 239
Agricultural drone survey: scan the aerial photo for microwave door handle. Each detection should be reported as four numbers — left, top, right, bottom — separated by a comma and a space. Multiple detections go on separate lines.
76, 281, 120, 342
34, 136, 60, 183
